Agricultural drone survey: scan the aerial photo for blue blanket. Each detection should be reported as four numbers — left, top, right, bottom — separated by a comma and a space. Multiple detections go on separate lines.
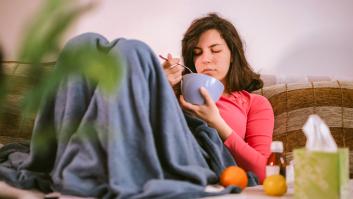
0, 33, 257, 198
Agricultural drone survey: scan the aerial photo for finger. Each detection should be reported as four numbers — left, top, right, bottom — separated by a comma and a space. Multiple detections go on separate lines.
170, 59, 180, 67
199, 87, 214, 105
161, 54, 173, 69
167, 53, 179, 63
167, 54, 180, 65
170, 63, 178, 68
167, 65, 184, 74
163, 58, 180, 70
168, 67, 183, 85
164, 66, 184, 80
169, 74, 182, 86
166, 70, 183, 86
162, 60, 170, 69
180, 95, 198, 111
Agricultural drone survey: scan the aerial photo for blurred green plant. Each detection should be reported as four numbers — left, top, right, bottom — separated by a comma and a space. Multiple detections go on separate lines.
0, 0, 124, 130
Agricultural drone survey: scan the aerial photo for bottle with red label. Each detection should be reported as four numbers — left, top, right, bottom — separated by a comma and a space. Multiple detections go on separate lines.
266, 141, 287, 177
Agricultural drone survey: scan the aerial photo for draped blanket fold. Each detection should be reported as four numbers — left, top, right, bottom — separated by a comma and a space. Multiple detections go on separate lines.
0, 33, 257, 198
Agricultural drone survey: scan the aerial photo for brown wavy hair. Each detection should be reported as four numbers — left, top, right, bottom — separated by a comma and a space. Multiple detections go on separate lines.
182, 13, 263, 93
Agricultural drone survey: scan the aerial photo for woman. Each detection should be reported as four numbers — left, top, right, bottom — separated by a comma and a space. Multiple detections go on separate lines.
162, 13, 274, 183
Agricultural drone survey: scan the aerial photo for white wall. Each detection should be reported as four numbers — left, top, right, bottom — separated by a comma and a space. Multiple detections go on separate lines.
1, 0, 353, 79
0, 0, 42, 59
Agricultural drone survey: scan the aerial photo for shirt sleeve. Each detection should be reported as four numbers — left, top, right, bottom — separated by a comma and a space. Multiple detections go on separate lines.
224, 94, 274, 183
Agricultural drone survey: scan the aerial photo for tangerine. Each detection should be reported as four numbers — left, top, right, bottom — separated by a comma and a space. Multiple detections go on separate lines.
220, 166, 248, 189
263, 174, 287, 196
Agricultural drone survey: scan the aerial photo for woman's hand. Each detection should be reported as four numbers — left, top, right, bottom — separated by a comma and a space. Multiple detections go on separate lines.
179, 87, 233, 140
180, 87, 221, 125
161, 54, 184, 87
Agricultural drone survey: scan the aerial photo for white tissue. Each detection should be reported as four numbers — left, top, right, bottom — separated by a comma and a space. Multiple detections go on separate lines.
302, 114, 337, 152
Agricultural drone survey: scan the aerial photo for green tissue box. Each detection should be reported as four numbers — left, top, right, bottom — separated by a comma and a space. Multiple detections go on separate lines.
293, 148, 350, 199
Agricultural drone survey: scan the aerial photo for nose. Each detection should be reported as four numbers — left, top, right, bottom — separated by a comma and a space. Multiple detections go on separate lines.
199, 51, 212, 64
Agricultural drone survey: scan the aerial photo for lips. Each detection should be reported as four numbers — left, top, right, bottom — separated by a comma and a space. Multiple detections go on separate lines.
201, 69, 216, 76
202, 68, 216, 73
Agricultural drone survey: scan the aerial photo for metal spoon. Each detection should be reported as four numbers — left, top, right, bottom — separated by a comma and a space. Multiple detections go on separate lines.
159, 55, 194, 73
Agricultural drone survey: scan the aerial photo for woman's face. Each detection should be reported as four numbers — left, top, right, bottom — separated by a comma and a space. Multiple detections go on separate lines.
193, 29, 232, 85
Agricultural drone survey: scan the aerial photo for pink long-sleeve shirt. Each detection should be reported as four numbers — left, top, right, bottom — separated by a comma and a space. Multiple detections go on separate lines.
216, 90, 274, 183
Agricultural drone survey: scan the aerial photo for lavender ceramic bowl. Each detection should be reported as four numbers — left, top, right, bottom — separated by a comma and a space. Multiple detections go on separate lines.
181, 73, 224, 105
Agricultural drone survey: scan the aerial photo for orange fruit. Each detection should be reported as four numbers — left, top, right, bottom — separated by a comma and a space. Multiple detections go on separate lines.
220, 166, 248, 189
263, 174, 287, 196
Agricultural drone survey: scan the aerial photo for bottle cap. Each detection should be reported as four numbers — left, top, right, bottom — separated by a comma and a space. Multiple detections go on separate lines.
271, 141, 284, 153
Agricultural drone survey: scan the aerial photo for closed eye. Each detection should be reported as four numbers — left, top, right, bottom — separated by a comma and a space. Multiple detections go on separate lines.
212, 50, 222, 53
194, 52, 201, 56
210, 45, 223, 53
193, 50, 202, 56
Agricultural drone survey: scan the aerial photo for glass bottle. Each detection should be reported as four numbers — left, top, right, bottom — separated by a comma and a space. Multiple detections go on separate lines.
266, 141, 287, 177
